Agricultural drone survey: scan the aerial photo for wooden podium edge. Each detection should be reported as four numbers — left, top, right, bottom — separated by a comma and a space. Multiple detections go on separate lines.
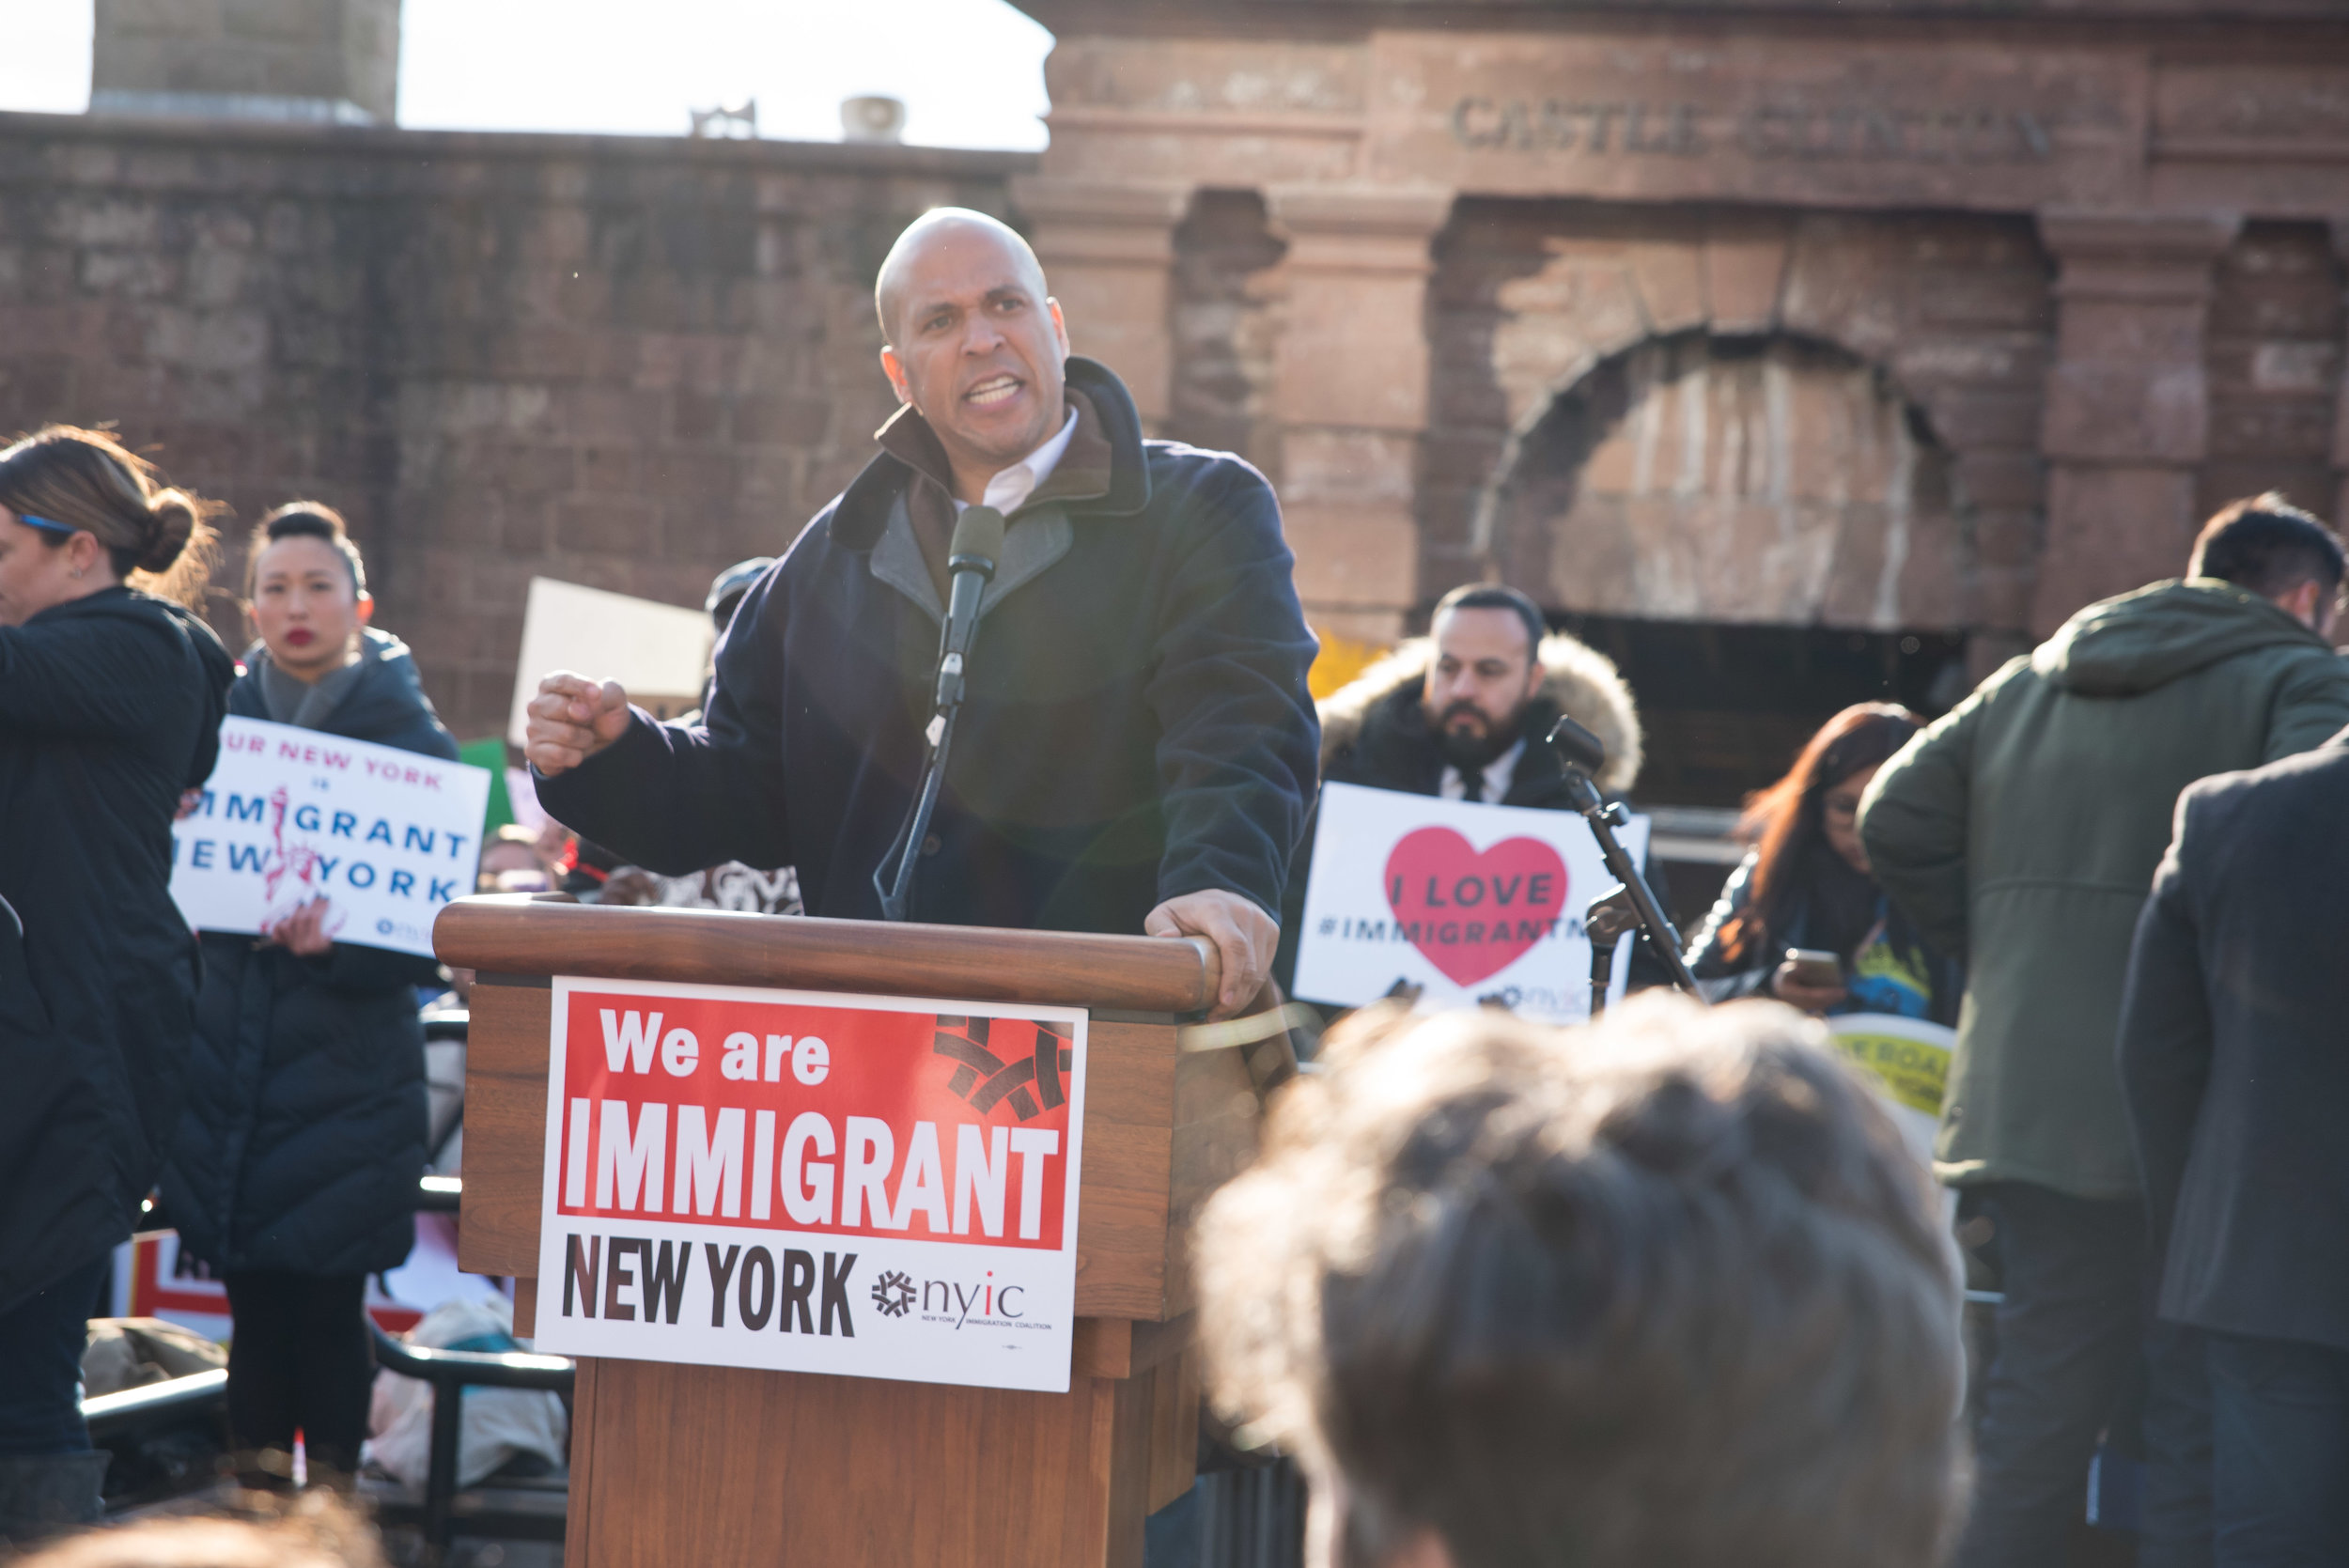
437, 894, 1221, 1014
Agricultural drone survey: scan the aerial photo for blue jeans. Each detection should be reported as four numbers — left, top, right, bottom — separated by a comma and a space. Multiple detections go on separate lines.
0, 1257, 107, 1456
2207, 1332, 2349, 1565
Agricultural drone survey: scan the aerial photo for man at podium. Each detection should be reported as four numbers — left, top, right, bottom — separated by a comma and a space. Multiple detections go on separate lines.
524, 209, 1319, 1019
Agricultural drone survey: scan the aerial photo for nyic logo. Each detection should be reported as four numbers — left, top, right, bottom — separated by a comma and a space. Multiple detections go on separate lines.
894, 1269, 1029, 1329
871, 1269, 916, 1318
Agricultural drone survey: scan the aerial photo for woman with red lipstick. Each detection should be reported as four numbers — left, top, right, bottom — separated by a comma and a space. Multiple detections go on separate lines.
161, 504, 459, 1492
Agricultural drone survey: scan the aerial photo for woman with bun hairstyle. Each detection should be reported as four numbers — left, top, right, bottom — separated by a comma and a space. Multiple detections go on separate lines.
161, 504, 459, 1490
0, 427, 234, 1540
1685, 702, 1962, 1023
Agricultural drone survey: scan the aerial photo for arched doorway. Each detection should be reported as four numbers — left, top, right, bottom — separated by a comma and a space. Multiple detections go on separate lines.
1478, 333, 1974, 906
1486, 331, 1969, 632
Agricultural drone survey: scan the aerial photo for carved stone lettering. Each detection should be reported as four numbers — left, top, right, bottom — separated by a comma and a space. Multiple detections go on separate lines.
1452, 98, 2051, 163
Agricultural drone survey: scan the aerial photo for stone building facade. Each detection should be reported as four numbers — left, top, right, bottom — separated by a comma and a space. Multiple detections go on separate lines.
0, 115, 1022, 735
4, 0, 2347, 807
1014, 0, 2349, 797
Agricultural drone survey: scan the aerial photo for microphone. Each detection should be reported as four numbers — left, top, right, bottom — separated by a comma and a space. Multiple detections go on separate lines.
935, 505, 1004, 709
1547, 713, 1608, 776
1542, 712, 1701, 996
878, 505, 1005, 922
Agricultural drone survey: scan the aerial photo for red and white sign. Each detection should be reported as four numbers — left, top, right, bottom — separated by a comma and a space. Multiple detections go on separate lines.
532, 978, 1087, 1393
111, 1231, 431, 1341
1294, 782, 1649, 1021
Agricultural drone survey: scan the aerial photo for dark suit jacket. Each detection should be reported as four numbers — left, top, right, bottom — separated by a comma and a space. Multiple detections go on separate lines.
2119, 727, 2349, 1352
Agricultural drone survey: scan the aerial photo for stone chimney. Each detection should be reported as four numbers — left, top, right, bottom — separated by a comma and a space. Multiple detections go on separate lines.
90, 0, 401, 126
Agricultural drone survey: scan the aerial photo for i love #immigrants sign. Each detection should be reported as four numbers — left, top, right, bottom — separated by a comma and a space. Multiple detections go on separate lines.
535, 978, 1087, 1394
1293, 782, 1650, 1022
169, 717, 491, 958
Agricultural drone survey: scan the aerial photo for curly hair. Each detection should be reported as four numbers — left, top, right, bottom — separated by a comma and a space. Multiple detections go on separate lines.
1194, 995, 1965, 1568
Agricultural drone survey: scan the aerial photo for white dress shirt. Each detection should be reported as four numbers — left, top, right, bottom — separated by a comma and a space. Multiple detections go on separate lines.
1439, 738, 1524, 804
954, 408, 1081, 518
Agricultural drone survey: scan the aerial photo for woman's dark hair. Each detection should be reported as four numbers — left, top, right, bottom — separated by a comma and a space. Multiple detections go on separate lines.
1716, 702, 1924, 967
0, 425, 222, 608
246, 501, 367, 598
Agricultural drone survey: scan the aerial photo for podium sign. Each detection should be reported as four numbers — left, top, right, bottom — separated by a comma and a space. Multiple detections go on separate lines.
534, 976, 1088, 1393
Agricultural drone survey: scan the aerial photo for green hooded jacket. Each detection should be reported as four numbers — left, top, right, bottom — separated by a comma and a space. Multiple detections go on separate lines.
1859, 579, 2349, 1198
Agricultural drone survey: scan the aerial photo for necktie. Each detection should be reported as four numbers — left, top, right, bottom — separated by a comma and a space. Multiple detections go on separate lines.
1460, 770, 1483, 804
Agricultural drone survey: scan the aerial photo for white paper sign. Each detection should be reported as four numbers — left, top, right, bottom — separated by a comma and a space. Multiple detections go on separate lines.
1826, 1013, 1954, 1169
533, 978, 1086, 1393
169, 718, 491, 957
1294, 782, 1650, 1022
506, 577, 714, 747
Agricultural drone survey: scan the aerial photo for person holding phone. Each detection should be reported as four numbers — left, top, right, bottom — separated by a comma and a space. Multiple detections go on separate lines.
159, 503, 459, 1492
1685, 704, 1959, 1022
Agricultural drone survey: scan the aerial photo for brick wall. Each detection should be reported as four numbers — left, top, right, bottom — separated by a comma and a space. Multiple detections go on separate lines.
2199, 221, 2341, 525
0, 112, 1027, 739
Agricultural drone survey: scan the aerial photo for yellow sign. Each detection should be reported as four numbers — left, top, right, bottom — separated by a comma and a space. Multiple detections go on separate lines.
1827, 1015, 1953, 1121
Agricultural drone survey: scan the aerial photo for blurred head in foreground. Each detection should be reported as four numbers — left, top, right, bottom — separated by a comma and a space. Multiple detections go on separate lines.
15, 1497, 381, 1568
1194, 995, 1963, 1568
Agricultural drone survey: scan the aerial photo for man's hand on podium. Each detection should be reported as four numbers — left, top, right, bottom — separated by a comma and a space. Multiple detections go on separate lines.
1145, 889, 1275, 1021
525, 672, 632, 777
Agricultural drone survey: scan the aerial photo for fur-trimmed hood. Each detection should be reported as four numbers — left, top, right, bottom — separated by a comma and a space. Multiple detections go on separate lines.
1318, 632, 1645, 797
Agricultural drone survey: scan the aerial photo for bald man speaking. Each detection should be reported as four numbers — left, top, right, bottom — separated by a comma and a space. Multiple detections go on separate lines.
524, 209, 1318, 1017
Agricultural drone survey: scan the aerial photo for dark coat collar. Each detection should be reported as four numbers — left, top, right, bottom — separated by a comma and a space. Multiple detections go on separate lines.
828, 356, 1150, 551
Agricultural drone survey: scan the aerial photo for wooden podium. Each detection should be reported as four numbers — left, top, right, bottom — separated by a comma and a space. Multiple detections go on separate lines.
439, 894, 1264, 1567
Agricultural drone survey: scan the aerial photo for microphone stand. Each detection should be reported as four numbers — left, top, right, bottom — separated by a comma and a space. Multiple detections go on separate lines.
1548, 715, 1701, 996
1584, 884, 1640, 1017
877, 506, 1004, 923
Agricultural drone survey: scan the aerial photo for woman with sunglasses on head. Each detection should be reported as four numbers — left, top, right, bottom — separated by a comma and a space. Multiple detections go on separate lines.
160, 503, 459, 1493
0, 427, 234, 1543
1686, 702, 1961, 1022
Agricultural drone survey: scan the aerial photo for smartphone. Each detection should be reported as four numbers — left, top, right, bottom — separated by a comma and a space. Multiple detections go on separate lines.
1783, 948, 1844, 988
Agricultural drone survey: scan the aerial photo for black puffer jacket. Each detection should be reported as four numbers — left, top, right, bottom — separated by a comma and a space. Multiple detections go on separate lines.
162, 630, 459, 1276
0, 588, 234, 1313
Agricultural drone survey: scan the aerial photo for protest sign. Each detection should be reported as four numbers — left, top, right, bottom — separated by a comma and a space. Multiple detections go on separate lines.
1294, 782, 1648, 1021
169, 718, 491, 958
110, 1230, 430, 1340
1826, 1013, 1954, 1170
533, 978, 1087, 1394
506, 577, 714, 747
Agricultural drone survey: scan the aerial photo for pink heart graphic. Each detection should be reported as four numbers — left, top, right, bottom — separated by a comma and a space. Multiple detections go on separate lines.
1383, 829, 1571, 987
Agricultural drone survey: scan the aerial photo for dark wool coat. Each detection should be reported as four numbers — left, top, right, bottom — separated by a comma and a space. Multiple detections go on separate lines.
0, 587, 234, 1313
536, 358, 1320, 937
2121, 730, 2349, 1353
161, 630, 457, 1276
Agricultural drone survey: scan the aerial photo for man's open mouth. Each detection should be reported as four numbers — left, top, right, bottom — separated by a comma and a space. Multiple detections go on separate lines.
964, 375, 1021, 408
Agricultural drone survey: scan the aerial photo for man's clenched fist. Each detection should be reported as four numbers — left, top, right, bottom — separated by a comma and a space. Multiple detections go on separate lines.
524, 672, 632, 777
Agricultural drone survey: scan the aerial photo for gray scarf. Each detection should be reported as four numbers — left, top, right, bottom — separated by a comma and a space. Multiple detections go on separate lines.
256, 638, 373, 730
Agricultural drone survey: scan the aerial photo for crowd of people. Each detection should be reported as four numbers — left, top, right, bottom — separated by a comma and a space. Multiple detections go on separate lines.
2, 198, 2346, 1568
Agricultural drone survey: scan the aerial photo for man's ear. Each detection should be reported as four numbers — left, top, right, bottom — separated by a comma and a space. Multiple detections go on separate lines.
879, 345, 912, 406
1523, 659, 1547, 699
355, 592, 376, 628
1047, 296, 1070, 359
